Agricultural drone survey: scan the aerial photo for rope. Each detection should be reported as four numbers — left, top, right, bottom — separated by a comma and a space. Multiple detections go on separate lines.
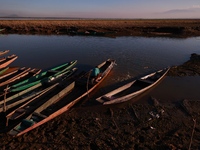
188, 118, 196, 150
3, 85, 9, 112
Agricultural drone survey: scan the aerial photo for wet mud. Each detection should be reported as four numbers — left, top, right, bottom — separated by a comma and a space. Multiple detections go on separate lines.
0, 19, 200, 149
0, 53, 199, 149
168, 53, 200, 76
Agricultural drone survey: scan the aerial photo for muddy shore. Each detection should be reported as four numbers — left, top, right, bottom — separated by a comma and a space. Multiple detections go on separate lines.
0, 20, 200, 149
1, 19, 200, 37
0, 54, 199, 149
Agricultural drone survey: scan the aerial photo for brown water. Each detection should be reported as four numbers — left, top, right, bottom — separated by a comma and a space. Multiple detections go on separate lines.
134, 76, 200, 104
0, 35, 200, 103
82, 75, 200, 107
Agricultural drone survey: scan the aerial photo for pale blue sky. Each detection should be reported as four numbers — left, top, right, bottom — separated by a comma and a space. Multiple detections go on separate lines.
0, 0, 200, 18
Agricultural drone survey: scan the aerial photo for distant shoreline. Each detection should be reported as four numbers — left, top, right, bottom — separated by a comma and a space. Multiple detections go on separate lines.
0, 19, 200, 37
1, 17, 200, 20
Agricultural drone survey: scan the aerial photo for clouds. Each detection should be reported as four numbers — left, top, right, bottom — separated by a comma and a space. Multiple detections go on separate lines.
163, 5, 200, 14
156, 6, 200, 18
0, 1, 200, 18
192, 5, 200, 8
164, 9, 195, 14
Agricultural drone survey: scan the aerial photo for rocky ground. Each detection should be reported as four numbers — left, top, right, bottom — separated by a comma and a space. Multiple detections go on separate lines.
0, 19, 200, 37
0, 54, 199, 149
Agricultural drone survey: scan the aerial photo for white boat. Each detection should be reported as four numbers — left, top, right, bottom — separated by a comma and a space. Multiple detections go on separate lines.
96, 67, 170, 105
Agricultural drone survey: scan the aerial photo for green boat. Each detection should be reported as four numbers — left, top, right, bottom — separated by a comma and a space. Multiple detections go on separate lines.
8, 59, 115, 137
0, 67, 9, 76
0, 68, 77, 113
9, 60, 77, 92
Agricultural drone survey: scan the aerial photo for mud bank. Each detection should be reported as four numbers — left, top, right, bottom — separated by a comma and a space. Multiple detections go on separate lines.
0, 57, 199, 148
0, 98, 199, 149
1, 19, 200, 37
168, 53, 200, 76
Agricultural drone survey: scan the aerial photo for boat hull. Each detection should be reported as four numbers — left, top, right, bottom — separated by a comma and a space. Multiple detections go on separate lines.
96, 67, 170, 105
0, 55, 18, 69
9, 60, 77, 92
8, 59, 115, 136
0, 68, 77, 113
0, 50, 9, 56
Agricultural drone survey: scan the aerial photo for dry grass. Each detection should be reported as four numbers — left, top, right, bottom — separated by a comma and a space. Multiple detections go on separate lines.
0, 19, 200, 37
0, 19, 200, 27
0, 19, 200, 28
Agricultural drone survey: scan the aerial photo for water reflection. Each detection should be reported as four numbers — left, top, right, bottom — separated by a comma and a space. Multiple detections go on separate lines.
134, 76, 200, 104
1, 35, 200, 103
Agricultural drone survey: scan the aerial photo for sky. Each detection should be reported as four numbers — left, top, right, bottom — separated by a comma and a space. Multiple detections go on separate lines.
0, 0, 200, 19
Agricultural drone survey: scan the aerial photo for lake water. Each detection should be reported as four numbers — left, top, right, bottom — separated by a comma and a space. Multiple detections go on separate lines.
1, 35, 200, 104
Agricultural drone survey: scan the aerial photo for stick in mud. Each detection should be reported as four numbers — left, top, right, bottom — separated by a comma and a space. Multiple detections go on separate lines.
189, 118, 196, 150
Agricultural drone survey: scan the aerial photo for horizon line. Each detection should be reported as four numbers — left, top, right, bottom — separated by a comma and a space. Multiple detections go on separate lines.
0, 16, 200, 20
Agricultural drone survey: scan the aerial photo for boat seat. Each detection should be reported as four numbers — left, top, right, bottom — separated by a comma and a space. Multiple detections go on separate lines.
13, 128, 21, 132
9, 108, 26, 120
101, 96, 112, 101
21, 119, 35, 128
32, 112, 47, 119
137, 79, 154, 84
16, 108, 26, 113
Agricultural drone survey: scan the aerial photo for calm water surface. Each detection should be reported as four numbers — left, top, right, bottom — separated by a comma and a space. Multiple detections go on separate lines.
1, 35, 200, 103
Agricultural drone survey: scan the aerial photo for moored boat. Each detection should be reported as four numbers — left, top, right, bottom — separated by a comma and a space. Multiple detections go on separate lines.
96, 67, 170, 105
0, 67, 42, 88
8, 59, 115, 136
0, 67, 41, 99
0, 50, 9, 56
6, 83, 62, 121
0, 68, 78, 113
0, 54, 18, 69
0, 67, 9, 76
8, 60, 77, 93
7, 80, 75, 135
0, 67, 19, 79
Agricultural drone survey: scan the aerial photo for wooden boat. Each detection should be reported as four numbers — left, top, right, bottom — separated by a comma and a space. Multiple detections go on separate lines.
76, 30, 106, 36
0, 67, 31, 89
0, 86, 49, 113
96, 67, 170, 105
0, 67, 41, 98
0, 67, 9, 76
0, 50, 9, 56
0, 67, 19, 79
8, 59, 115, 136
0, 67, 41, 89
0, 55, 18, 69
0, 68, 77, 113
6, 83, 63, 120
8, 60, 77, 93
7, 80, 75, 134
